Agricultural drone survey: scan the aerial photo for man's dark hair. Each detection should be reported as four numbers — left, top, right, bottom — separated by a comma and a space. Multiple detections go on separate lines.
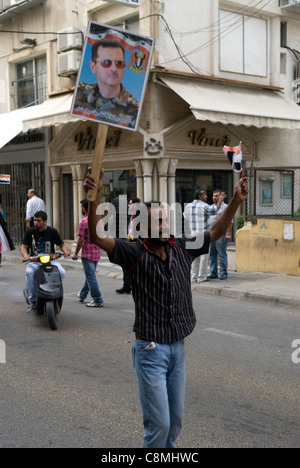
194, 189, 205, 200
131, 197, 141, 204
92, 40, 125, 62
80, 199, 89, 211
34, 211, 47, 221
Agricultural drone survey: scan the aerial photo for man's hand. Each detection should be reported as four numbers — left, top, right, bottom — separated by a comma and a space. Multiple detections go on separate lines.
233, 177, 249, 203
84, 167, 104, 196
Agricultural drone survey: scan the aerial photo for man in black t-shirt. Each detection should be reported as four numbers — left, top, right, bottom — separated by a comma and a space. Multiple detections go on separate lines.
21, 211, 70, 312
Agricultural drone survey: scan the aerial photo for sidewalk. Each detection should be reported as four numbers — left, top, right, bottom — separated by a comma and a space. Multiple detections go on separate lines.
2, 249, 300, 309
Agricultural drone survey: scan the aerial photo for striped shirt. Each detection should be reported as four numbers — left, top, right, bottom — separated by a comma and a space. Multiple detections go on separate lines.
108, 232, 211, 344
184, 200, 218, 234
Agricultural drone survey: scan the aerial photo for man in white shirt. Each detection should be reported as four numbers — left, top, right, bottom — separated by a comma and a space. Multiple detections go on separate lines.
26, 189, 46, 228
208, 189, 233, 280
184, 188, 225, 283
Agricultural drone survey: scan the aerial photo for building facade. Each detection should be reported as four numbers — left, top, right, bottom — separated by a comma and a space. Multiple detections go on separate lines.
0, 0, 300, 242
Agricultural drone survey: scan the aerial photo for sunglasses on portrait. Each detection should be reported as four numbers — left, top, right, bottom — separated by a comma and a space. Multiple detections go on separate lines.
94, 60, 126, 69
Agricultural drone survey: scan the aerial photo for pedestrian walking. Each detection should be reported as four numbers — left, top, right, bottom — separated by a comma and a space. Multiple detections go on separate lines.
84, 167, 249, 449
72, 199, 103, 308
184, 188, 225, 282
208, 189, 233, 280
26, 189, 46, 228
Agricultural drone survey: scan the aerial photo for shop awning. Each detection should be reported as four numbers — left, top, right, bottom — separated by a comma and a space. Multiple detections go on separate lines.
160, 76, 300, 130
0, 107, 35, 150
22, 93, 77, 131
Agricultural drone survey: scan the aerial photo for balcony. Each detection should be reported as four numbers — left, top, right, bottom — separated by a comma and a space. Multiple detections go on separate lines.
0, 0, 47, 23
279, 0, 300, 13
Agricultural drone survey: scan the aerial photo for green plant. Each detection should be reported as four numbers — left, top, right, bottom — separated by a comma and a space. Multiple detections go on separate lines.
295, 209, 300, 219
236, 214, 246, 230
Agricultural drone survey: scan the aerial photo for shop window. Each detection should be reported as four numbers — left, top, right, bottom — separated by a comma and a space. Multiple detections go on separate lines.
101, 170, 137, 203
176, 170, 233, 207
219, 9, 268, 77
12, 56, 47, 109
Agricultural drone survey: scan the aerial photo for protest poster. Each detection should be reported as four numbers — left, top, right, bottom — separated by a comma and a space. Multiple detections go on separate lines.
71, 21, 155, 132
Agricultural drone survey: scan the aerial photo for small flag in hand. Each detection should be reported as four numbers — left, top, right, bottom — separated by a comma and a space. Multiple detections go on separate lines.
223, 142, 243, 173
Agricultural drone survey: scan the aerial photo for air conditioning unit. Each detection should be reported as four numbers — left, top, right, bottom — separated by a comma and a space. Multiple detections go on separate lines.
58, 49, 82, 76
57, 27, 83, 53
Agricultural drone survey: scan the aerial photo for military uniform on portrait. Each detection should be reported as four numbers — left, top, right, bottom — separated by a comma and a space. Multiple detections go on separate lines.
74, 82, 139, 128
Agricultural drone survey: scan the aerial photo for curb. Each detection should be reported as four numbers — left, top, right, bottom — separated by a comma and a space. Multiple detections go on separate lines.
3, 253, 300, 309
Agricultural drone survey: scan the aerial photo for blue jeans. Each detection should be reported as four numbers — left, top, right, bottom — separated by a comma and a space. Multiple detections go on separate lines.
79, 257, 102, 304
26, 261, 66, 302
209, 234, 228, 278
132, 339, 186, 448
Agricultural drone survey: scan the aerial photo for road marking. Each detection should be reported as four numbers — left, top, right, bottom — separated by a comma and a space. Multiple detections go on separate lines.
205, 328, 257, 342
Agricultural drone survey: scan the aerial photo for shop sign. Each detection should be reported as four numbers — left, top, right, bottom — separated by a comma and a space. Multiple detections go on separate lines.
74, 127, 122, 151
9, 131, 44, 145
189, 129, 231, 147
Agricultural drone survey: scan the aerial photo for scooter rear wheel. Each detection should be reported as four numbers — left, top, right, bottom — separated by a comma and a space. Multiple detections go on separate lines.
46, 301, 58, 331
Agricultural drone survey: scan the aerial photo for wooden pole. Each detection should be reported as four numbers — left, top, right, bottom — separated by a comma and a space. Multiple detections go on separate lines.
87, 124, 109, 202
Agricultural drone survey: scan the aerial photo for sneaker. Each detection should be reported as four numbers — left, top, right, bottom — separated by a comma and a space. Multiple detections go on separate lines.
86, 300, 103, 308
77, 292, 85, 303
27, 302, 36, 312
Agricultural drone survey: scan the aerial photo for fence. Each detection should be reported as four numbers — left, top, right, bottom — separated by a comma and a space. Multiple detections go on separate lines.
0, 162, 45, 244
245, 168, 297, 218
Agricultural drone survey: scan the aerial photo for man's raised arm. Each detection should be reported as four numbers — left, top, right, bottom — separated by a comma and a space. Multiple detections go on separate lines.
84, 167, 116, 255
209, 178, 249, 243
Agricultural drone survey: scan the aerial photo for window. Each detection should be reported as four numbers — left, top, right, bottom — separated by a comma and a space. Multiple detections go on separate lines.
219, 10, 268, 77
13, 56, 47, 109
281, 172, 293, 199
111, 16, 139, 34
260, 180, 273, 206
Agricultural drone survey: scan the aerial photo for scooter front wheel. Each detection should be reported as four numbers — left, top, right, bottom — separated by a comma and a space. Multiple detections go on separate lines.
46, 301, 58, 331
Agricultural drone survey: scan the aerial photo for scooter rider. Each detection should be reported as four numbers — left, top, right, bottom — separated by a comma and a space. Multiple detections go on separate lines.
21, 211, 71, 312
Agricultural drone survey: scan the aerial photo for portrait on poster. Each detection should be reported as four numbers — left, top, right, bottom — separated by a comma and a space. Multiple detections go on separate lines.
71, 22, 155, 131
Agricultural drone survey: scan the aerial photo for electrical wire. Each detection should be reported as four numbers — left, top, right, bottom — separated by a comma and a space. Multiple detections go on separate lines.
0, 0, 278, 76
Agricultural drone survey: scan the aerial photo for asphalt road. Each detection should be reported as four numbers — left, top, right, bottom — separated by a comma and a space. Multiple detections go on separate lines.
0, 263, 299, 448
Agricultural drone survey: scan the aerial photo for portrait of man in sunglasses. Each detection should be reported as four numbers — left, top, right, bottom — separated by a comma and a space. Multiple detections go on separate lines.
73, 39, 139, 129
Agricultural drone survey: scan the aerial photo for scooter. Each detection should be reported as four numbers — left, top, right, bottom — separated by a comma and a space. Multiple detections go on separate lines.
23, 253, 64, 331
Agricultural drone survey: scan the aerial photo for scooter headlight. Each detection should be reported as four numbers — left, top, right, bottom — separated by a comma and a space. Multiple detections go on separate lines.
40, 255, 51, 264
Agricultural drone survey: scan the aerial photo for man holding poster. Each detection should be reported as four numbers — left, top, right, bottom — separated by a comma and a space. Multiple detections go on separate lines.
72, 22, 154, 131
